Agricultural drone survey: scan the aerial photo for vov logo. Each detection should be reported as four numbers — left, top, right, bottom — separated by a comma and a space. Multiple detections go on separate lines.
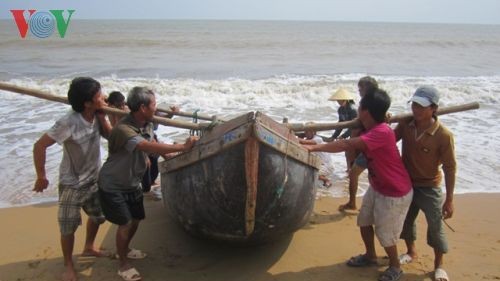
10, 10, 75, 38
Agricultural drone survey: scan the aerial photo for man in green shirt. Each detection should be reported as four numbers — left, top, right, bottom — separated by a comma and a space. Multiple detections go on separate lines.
98, 87, 197, 281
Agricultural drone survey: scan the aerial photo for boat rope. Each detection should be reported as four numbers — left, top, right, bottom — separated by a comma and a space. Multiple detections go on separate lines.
190, 109, 200, 136
443, 218, 456, 232
280, 132, 291, 193
188, 109, 220, 137
257, 132, 292, 223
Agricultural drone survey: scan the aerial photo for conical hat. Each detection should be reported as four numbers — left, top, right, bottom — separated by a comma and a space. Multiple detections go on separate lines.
328, 88, 354, 101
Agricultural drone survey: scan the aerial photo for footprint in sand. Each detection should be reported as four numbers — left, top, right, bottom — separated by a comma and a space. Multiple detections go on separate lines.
28, 260, 41, 269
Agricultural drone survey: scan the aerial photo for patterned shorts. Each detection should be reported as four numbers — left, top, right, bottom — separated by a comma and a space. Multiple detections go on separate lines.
58, 183, 105, 235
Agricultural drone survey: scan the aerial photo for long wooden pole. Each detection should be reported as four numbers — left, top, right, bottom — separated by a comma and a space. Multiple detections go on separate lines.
0, 82, 212, 130
156, 105, 226, 122
287, 102, 480, 132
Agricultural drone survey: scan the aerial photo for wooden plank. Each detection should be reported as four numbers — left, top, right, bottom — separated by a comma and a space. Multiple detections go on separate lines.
254, 123, 321, 170
255, 112, 300, 144
244, 137, 259, 237
196, 112, 255, 146
160, 123, 253, 173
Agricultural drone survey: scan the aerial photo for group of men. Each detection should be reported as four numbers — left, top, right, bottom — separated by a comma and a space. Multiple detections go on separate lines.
303, 78, 455, 281
33, 78, 197, 281
33, 76, 456, 281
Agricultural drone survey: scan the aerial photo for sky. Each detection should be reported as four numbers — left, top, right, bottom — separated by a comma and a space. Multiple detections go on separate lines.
1, 0, 499, 25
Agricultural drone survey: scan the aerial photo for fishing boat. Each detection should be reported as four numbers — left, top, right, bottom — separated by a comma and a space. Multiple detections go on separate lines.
159, 111, 321, 244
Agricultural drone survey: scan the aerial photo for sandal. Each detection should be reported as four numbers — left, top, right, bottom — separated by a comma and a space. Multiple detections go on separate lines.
115, 248, 147, 260
398, 253, 414, 265
347, 254, 377, 267
378, 267, 403, 281
117, 267, 141, 281
338, 203, 357, 211
435, 268, 449, 281
127, 248, 147, 259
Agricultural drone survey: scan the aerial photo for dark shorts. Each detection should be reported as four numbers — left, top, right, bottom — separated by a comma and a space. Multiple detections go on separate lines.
99, 189, 145, 225
400, 186, 448, 253
353, 153, 368, 169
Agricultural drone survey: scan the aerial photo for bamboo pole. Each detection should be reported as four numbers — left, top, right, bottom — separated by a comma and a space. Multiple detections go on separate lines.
0, 82, 212, 130
287, 102, 480, 132
156, 105, 225, 122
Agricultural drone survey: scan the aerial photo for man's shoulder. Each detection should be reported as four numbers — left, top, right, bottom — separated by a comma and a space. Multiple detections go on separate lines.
398, 118, 414, 128
54, 111, 78, 124
112, 122, 139, 139
114, 115, 138, 132
48, 111, 79, 134
435, 121, 454, 139
362, 123, 393, 141
373, 123, 392, 133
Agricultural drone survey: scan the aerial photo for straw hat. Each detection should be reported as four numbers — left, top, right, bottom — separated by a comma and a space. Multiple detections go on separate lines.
328, 88, 354, 101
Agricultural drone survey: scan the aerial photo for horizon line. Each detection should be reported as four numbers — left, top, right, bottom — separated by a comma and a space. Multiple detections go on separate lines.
0, 17, 499, 26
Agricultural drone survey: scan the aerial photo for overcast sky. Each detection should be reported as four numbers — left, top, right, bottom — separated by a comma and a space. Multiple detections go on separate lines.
1, 0, 499, 24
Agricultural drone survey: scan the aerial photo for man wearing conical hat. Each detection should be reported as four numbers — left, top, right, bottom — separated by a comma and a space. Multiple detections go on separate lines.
328, 88, 358, 141
328, 88, 358, 172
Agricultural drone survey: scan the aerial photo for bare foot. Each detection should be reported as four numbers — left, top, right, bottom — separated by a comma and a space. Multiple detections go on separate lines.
62, 267, 78, 281
81, 248, 111, 257
338, 202, 357, 211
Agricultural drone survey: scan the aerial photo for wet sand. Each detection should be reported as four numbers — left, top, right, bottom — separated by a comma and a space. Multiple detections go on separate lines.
0, 193, 499, 281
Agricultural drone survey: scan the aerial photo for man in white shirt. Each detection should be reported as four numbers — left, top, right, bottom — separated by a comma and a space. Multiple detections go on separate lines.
33, 77, 112, 281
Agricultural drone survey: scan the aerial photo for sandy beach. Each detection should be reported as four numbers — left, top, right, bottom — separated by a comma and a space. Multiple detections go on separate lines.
0, 193, 499, 281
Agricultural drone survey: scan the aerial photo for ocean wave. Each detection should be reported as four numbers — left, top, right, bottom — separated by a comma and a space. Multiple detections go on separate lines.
0, 74, 499, 207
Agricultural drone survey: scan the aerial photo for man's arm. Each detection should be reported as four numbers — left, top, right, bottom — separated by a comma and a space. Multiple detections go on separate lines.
303, 136, 367, 154
331, 128, 342, 140
165, 105, 180, 119
441, 135, 457, 219
33, 134, 56, 192
96, 111, 112, 139
393, 123, 403, 142
298, 139, 317, 145
442, 168, 456, 219
136, 136, 198, 155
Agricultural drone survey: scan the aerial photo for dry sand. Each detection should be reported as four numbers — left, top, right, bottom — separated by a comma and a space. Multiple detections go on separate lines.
0, 193, 499, 281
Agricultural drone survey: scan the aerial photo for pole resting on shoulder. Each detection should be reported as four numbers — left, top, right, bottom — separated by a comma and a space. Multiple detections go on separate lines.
288, 102, 480, 132
0, 82, 212, 131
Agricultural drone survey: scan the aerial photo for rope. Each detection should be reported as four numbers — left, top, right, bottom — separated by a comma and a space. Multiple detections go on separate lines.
443, 218, 456, 232
280, 132, 291, 194
190, 109, 200, 136
257, 131, 292, 222
187, 109, 220, 137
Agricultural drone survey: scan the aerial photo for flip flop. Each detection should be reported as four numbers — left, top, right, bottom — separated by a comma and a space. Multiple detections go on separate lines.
398, 253, 413, 265
117, 267, 141, 281
435, 268, 449, 281
378, 266, 403, 281
127, 248, 147, 259
346, 254, 377, 267
115, 248, 147, 259
338, 203, 357, 211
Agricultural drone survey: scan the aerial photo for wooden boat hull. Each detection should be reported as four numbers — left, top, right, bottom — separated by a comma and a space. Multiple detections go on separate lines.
160, 112, 320, 243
